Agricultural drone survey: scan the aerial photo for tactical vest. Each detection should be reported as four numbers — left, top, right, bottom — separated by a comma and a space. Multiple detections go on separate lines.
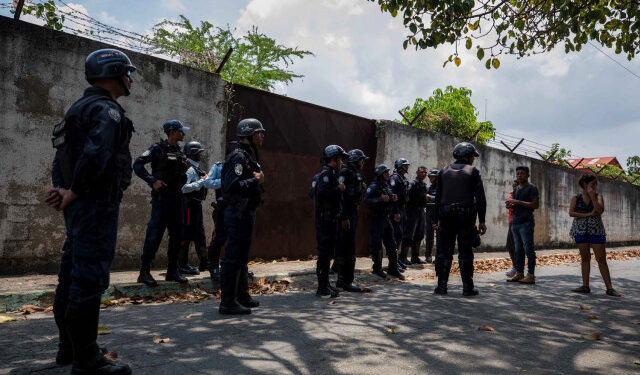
184, 165, 208, 202
439, 163, 475, 206
51, 94, 111, 188
151, 141, 188, 195
407, 179, 428, 208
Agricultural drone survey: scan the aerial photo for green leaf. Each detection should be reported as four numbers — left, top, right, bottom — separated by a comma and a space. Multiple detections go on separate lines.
454, 57, 461, 66
403, 40, 409, 50
409, 23, 417, 33
485, 59, 491, 70
491, 58, 500, 69
477, 48, 484, 60
465, 38, 472, 49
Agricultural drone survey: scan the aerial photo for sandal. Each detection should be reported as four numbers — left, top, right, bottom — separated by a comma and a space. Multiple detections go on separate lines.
606, 288, 623, 297
571, 286, 590, 293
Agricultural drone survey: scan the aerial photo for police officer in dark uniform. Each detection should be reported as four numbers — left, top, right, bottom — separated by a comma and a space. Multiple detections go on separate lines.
205, 160, 225, 282
433, 143, 487, 296
424, 169, 439, 263
218, 118, 265, 315
390, 158, 411, 269
335, 149, 369, 293
178, 141, 209, 275
314, 145, 348, 298
405, 166, 429, 264
364, 165, 405, 280
46, 48, 134, 374
134, 120, 191, 286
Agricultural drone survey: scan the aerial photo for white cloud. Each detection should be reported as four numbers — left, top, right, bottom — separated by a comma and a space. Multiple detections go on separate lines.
161, 0, 186, 12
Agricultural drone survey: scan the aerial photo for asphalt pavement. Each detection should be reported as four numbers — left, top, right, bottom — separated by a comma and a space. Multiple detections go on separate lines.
1, 259, 638, 375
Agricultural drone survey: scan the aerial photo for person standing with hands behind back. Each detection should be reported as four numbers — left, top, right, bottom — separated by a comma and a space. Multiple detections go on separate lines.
569, 175, 622, 297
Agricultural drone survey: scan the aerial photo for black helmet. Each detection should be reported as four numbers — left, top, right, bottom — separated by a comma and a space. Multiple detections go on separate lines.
347, 149, 369, 163
453, 142, 480, 159
375, 164, 390, 177
237, 118, 266, 138
394, 158, 410, 169
184, 141, 205, 156
428, 169, 439, 177
85, 49, 136, 83
163, 120, 190, 134
323, 145, 348, 160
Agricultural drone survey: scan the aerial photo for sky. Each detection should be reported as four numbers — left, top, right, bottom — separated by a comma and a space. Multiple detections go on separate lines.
4, 0, 639, 168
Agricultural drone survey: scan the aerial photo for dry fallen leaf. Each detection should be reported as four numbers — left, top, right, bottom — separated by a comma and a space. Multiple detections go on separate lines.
44, 306, 54, 313
97, 326, 112, 335
0, 315, 17, 323
569, 338, 585, 343
184, 314, 194, 319
478, 325, 495, 332
579, 305, 592, 310
153, 336, 171, 344
634, 360, 640, 366
580, 332, 602, 341
386, 327, 396, 334
587, 315, 598, 320
361, 288, 373, 293
104, 351, 118, 360
327, 300, 336, 305
21, 305, 45, 313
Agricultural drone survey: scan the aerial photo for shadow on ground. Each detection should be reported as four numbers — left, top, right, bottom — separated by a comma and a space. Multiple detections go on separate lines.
1, 263, 639, 375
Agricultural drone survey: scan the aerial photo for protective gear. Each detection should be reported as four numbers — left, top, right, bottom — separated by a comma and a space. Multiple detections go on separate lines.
323, 144, 348, 160
347, 149, 369, 163
375, 164, 390, 177
165, 269, 188, 283
428, 169, 439, 177
236, 118, 266, 137
219, 272, 251, 315
434, 260, 451, 295
460, 260, 479, 296
316, 268, 339, 298
162, 119, 190, 134
85, 49, 136, 82
314, 164, 342, 296
184, 141, 205, 157
137, 263, 157, 287
237, 268, 259, 308
452, 142, 480, 159
394, 158, 410, 170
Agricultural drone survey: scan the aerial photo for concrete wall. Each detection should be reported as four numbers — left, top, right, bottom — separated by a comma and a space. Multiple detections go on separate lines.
0, 17, 227, 274
375, 120, 640, 249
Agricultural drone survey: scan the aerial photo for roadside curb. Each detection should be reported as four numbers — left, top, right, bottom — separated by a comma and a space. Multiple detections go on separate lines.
0, 265, 414, 312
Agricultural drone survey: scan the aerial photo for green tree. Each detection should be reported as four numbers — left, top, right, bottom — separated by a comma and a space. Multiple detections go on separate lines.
627, 155, 640, 175
398, 86, 495, 144
150, 16, 313, 91
366, 0, 640, 68
542, 143, 573, 163
12, 0, 64, 30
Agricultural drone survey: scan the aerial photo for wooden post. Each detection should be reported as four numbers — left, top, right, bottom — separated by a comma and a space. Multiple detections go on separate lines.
14, 0, 25, 20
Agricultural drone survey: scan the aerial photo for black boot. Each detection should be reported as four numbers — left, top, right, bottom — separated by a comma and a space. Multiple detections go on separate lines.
196, 244, 209, 272
54, 297, 73, 365
165, 268, 188, 283
371, 251, 387, 278
137, 263, 157, 287
342, 257, 363, 292
237, 268, 259, 308
460, 260, 479, 296
411, 244, 426, 264
68, 299, 131, 375
219, 271, 251, 315
316, 268, 339, 298
386, 252, 406, 280
399, 243, 411, 267
208, 242, 221, 282
434, 260, 450, 295
209, 266, 220, 282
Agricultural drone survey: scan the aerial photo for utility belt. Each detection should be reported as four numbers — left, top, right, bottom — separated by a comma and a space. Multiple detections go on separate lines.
225, 195, 260, 216
440, 203, 476, 217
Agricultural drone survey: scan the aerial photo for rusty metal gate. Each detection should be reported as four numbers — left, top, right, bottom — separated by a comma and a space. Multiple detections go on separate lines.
226, 84, 377, 259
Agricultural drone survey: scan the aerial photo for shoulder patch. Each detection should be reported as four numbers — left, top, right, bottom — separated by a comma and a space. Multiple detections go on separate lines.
108, 108, 121, 122
338, 176, 345, 184
390, 180, 396, 186
234, 164, 243, 176
366, 187, 372, 193
141, 150, 151, 157
323, 176, 329, 183
311, 181, 317, 188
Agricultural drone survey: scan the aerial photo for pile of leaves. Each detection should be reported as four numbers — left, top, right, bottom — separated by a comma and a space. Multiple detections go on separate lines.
101, 288, 218, 309
249, 278, 295, 295
446, 249, 640, 276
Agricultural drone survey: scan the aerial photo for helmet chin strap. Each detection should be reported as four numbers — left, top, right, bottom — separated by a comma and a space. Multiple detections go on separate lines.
119, 76, 130, 96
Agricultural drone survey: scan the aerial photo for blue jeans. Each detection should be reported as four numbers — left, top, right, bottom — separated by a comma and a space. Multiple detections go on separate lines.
511, 220, 536, 274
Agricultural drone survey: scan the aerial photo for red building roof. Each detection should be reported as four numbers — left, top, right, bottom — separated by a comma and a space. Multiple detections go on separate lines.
566, 157, 622, 173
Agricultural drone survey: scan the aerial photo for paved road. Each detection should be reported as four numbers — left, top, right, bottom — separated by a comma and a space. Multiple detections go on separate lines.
1, 260, 639, 375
